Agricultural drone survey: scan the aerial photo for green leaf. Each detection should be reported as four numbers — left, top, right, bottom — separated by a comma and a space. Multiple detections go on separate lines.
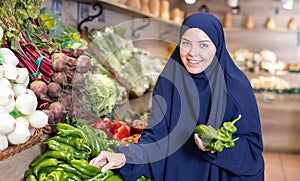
27, 5, 40, 19
0, 54, 4, 64
17, 8, 29, 21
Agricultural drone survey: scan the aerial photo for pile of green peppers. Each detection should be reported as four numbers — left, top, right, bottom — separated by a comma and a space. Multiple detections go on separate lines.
24, 122, 124, 181
24, 119, 152, 181
194, 114, 242, 152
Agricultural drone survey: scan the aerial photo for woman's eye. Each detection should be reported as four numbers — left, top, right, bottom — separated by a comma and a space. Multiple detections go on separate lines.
199, 43, 208, 48
181, 41, 190, 46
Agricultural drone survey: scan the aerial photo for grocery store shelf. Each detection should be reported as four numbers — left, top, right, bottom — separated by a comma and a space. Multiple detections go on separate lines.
72, 0, 179, 27
224, 27, 299, 33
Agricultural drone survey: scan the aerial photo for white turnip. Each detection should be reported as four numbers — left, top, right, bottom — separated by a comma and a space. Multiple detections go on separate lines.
0, 77, 12, 88
26, 110, 48, 128
21, 76, 30, 87
0, 48, 19, 66
7, 121, 31, 145
0, 113, 16, 135
3, 63, 18, 80
0, 85, 14, 106
0, 135, 8, 151
15, 67, 29, 84
13, 83, 27, 98
15, 93, 38, 115
2, 98, 15, 112
0, 65, 4, 78
16, 117, 30, 128
23, 88, 36, 97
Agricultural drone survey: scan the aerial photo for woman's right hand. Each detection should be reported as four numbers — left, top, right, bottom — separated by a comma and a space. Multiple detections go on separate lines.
194, 134, 216, 153
90, 151, 126, 172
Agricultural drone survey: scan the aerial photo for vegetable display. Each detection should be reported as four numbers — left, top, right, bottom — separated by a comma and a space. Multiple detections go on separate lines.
87, 26, 166, 98
0, 50, 48, 150
194, 114, 242, 152
24, 118, 151, 181
0, 1, 92, 128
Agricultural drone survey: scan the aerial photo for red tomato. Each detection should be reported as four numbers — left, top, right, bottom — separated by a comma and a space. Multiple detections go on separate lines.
89, 117, 113, 139
121, 134, 141, 146
130, 119, 148, 134
111, 121, 131, 141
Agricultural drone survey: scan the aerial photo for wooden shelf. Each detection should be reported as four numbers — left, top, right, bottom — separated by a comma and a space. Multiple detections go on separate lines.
72, 0, 180, 27
224, 27, 299, 33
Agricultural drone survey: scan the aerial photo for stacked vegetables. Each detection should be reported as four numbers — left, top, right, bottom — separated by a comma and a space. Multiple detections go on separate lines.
89, 113, 149, 146
0, 1, 95, 127
0, 48, 48, 151
24, 118, 153, 180
24, 120, 124, 181
87, 26, 165, 98
194, 114, 242, 152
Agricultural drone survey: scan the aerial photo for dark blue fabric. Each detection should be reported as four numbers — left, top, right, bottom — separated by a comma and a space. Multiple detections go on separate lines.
116, 12, 264, 181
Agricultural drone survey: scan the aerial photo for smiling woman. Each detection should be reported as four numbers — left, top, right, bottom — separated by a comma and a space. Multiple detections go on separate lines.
90, 12, 265, 181
179, 28, 216, 74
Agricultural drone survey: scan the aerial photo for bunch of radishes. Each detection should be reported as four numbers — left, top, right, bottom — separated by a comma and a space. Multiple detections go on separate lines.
0, 47, 48, 151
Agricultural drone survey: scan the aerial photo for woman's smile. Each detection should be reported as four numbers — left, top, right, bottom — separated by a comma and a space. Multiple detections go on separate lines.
179, 28, 216, 74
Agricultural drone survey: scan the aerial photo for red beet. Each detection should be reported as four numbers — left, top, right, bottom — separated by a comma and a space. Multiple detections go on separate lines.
76, 54, 92, 74
47, 82, 62, 98
48, 101, 66, 120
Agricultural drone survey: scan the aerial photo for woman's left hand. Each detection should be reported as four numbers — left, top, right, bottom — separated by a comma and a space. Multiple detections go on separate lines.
194, 134, 216, 153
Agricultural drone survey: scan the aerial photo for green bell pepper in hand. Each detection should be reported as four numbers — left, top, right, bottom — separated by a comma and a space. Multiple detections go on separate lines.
194, 114, 242, 152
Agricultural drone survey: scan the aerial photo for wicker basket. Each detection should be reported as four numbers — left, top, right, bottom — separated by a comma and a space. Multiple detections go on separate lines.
0, 128, 43, 161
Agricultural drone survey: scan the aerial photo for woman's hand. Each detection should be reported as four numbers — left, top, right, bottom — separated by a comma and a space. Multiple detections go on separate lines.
90, 151, 126, 172
194, 134, 216, 153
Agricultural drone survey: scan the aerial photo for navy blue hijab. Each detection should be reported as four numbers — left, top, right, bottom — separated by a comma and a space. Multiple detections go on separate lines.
116, 12, 264, 181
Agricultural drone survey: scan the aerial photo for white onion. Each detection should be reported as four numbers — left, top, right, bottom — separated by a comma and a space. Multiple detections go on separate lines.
0, 65, 4, 78
0, 77, 12, 88
15, 68, 29, 84
3, 63, 18, 80
7, 121, 31, 145
0, 48, 19, 66
16, 117, 30, 128
0, 135, 8, 151
0, 113, 16, 135
2, 98, 15, 112
12, 83, 27, 98
26, 110, 48, 128
0, 85, 14, 106
15, 94, 38, 115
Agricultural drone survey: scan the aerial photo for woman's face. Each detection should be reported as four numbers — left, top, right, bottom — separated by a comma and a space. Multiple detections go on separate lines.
179, 28, 216, 74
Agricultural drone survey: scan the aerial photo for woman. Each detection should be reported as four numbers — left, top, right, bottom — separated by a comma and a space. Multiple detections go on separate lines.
91, 12, 265, 181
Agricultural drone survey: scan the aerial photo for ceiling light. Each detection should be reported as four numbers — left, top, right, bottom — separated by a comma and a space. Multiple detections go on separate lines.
282, 0, 294, 10
185, 0, 196, 5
